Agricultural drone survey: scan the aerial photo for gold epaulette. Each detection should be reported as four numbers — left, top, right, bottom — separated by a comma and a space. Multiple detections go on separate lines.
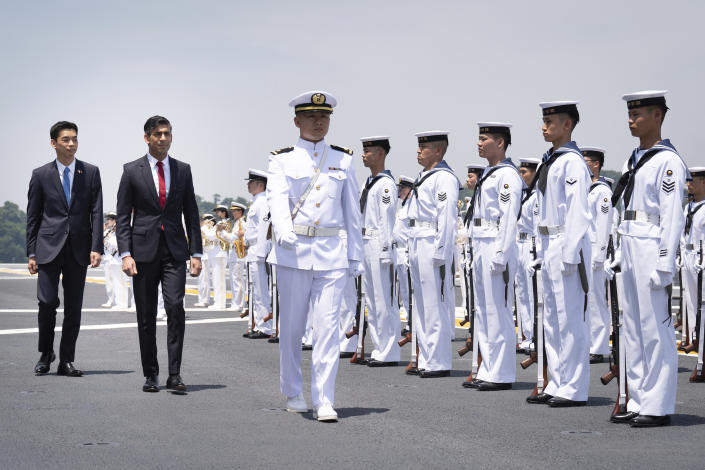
330, 145, 353, 155
270, 146, 294, 155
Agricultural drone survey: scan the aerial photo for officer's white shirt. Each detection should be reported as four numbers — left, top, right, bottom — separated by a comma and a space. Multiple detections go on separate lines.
536, 143, 592, 264
587, 180, 613, 263
517, 189, 538, 236
362, 171, 397, 260
617, 141, 687, 273
407, 161, 460, 263
469, 161, 522, 264
245, 192, 270, 261
104, 230, 120, 263
266, 138, 363, 270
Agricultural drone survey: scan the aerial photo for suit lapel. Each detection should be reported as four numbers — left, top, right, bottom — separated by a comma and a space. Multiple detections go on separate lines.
70, 160, 84, 208
139, 155, 161, 210
165, 157, 178, 208
49, 161, 69, 209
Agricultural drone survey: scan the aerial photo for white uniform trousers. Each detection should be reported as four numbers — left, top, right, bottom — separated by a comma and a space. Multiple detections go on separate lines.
540, 234, 591, 401
228, 257, 247, 310
103, 262, 114, 305
339, 275, 357, 353
197, 257, 211, 304
363, 239, 401, 362
277, 266, 347, 408
210, 255, 227, 308
514, 240, 534, 347
110, 263, 129, 309
250, 260, 272, 334
682, 248, 701, 342
396, 264, 411, 316
409, 236, 452, 371
587, 266, 610, 355
621, 236, 677, 416
473, 238, 517, 383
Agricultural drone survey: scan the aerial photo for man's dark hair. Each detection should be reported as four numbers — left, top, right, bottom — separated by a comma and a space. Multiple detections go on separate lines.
489, 132, 511, 150
144, 116, 172, 135
651, 104, 668, 123
50, 121, 78, 140
562, 109, 580, 130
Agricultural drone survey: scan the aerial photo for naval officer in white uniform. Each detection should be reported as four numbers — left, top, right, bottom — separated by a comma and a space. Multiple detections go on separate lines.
266, 90, 363, 422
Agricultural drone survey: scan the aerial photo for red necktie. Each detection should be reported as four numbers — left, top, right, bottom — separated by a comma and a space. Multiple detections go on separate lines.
156, 161, 166, 208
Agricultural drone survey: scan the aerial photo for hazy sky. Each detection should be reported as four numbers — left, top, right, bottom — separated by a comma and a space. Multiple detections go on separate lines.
2, 0, 703, 210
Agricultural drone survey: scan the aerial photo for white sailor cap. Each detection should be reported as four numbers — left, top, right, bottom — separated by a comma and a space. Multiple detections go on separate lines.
580, 147, 606, 162
466, 164, 484, 175
230, 201, 247, 211
464, 196, 471, 203
477, 122, 512, 133
245, 169, 268, 182
360, 136, 391, 151
214, 205, 228, 212
689, 167, 705, 177
415, 130, 449, 144
519, 158, 540, 168
540, 101, 579, 117
288, 90, 337, 113
201, 213, 215, 221
622, 90, 668, 109
398, 175, 414, 187
105, 211, 117, 219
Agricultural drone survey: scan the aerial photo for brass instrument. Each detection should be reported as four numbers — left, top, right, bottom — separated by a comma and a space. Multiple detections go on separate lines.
233, 218, 247, 259
202, 219, 215, 248
215, 219, 232, 252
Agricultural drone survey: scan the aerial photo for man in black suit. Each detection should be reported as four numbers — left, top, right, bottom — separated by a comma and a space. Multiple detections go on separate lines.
116, 115, 202, 393
26, 121, 103, 377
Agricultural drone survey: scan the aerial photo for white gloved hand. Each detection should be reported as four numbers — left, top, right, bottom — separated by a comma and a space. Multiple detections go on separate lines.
604, 259, 620, 280
561, 261, 578, 275
695, 262, 705, 274
649, 270, 673, 289
278, 231, 298, 250
490, 259, 505, 274
432, 257, 445, 268
380, 253, 392, 265
348, 260, 364, 277
527, 258, 542, 277
592, 260, 604, 272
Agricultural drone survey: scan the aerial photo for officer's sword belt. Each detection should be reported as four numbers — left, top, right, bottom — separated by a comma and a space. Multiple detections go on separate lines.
292, 224, 344, 237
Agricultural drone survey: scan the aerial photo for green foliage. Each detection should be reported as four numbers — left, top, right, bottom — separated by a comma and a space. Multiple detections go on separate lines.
0, 201, 27, 262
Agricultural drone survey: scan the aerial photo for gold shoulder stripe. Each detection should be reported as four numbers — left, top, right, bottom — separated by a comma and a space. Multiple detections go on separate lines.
270, 146, 294, 155
331, 144, 353, 155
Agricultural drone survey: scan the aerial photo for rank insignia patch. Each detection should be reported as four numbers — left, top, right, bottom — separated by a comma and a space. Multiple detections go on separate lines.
659, 249, 668, 257
499, 192, 510, 203
382, 195, 391, 204
566, 177, 577, 185
601, 205, 609, 214
662, 180, 675, 194
438, 192, 447, 201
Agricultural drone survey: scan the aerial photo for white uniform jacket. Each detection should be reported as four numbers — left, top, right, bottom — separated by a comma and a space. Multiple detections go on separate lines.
588, 178, 613, 264
361, 170, 397, 261
245, 192, 270, 261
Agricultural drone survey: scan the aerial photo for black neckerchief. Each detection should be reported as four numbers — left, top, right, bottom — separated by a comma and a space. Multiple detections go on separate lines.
686, 201, 705, 235
360, 175, 386, 213
536, 149, 569, 195
611, 148, 661, 208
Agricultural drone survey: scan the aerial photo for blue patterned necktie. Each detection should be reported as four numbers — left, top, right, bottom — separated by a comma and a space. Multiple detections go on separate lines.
62, 166, 71, 205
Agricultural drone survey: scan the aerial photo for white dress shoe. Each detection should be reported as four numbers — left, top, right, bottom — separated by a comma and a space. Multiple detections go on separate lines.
286, 393, 308, 413
313, 403, 338, 422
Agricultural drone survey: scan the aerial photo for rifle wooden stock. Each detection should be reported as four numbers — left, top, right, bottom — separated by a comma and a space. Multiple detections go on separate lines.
262, 312, 273, 323
239, 310, 249, 319
457, 337, 472, 357
345, 327, 358, 339
610, 386, 630, 417
463, 352, 482, 382
526, 365, 548, 397
520, 351, 537, 370
690, 368, 705, 382
459, 318, 469, 327
398, 333, 411, 347
674, 320, 682, 329
404, 360, 415, 374
683, 343, 697, 354
601, 365, 617, 385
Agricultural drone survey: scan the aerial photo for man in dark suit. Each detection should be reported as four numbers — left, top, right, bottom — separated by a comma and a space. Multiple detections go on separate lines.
116, 115, 202, 393
26, 121, 103, 377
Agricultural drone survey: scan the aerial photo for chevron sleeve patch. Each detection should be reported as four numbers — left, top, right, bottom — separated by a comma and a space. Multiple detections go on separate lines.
438, 192, 447, 202
499, 191, 511, 204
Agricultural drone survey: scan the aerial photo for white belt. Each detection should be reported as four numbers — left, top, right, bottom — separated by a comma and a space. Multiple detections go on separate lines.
473, 218, 499, 228
362, 227, 379, 237
538, 225, 565, 236
292, 224, 345, 237
518, 232, 531, 241
407, 219, 437, 230
623, 210, 660, 225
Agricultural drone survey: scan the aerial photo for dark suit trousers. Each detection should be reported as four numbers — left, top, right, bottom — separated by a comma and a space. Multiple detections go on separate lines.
36, 237, 87, 362
133, 232, 186, 377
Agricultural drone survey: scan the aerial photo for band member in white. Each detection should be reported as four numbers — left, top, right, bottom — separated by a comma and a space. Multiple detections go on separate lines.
194, 214, 214, 307
224, 202, 248, 312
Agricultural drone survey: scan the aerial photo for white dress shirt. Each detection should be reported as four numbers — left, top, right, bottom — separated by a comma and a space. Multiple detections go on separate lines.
147, 153, 171, 197
56, 158, 76, 194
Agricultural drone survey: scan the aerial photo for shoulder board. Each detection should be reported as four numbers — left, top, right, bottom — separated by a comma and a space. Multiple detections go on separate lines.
330, 145, 353, 155
270, 146, 294, 155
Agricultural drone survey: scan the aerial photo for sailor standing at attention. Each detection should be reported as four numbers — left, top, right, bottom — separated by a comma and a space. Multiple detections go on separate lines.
393, 176, 415, 322
224, 202, 248, 312
194, 214, 214, 307
266, 91, 363, 422
407, 131, 460, 378
681, 167, 705, 349
463, 123, 522, 391
581, 147, 613, 364
359, 136, 400, 366
526, 101, 592, 407
607, 91, 687, 427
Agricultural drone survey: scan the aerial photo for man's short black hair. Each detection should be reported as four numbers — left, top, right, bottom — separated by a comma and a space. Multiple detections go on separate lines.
489, 132, 511, 150
564, 109, 580, 130
144, 116, 172, 135
50, 121, 78, 140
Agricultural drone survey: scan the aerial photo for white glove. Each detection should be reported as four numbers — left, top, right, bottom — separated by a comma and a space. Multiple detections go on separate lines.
432, 257, 445, 268
380, 252, 392, 265
695, 262, 705, 274
561, 261, 577, 275
605, 259, 620, 280
527, 258, 542, 277
278, 231, 298, 250
490, 259, 505, 274
592, 260, 604, 272
348, 260, 364, 277
649, 270, 672, 289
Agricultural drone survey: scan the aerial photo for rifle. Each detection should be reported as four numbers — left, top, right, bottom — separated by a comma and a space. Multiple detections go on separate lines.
674, 247, 683, 330
268, 264, 279, 343
263, 263, 274, 324
600, 266, 629, 416
678, 249, 691, 351
346, 276, 367, 364
399, 266, 413, 347
459, 244, 483, 382
520, 237, 548, 397
240, 262, 253, 336
690, 240, 705, 382
459, 244, 471, 328
458, 244, 475, 357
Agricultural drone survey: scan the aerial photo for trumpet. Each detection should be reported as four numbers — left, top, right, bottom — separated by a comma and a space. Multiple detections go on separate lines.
233, 218, 247, 259
215, 219, 232, 252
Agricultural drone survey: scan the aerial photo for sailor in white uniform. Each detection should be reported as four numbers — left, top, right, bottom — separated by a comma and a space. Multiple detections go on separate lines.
406, 131, 460, 378
204, 206, 230, 309
581, 147, 613, 363
224, 202, 248, 312
527, 101, 592, 407
607, 90, 687, 427
462, 123, 522, 391
359, 136, 400, 365
266, 91, 363, 422
394, 176, 415, 323
681, 167, 705, 347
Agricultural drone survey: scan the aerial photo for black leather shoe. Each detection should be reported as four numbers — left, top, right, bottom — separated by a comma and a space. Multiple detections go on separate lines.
610, 411, 638, 423
548, 397, 587, 407
476, 381, 512, 391
142, 376, 159, 393
589, 354, 605, 364
406, 367, 419, 375
462, 378, 484, 389
419, 370, 450, 378
242, 330, 251, 338
526, 392, 553, 404
302, 344, 313, 351
630, 414, 671, 427
34, 352, 56, 375
339, 352, 354, 359
367, 359, 399, 367
166, 374, 187, 392
267, 337, 280, 344
248, 331, 270, 339
56, 362, 83, 377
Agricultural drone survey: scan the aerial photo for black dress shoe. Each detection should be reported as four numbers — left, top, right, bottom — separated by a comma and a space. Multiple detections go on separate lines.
548, 397, 587, 407
248, 331, 270, 339
267, 337, 280, 344
34, 351, 56, 375
589, 354, 605, 364
339, 352, 354, 359
476, 381, 512, 391
610, 411, 639, 423
302, 344, 313, 351
166, 374, 187, 392
367, 359, 399, 367
462, 378, 484, 389
242, 330, 251, 338
143, 376, 159, 393
419, 370, 450, 378
406, 367, 419, 375
56, 362, 83, 377
630, 414, 671, 428
526, 392, 553, 404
